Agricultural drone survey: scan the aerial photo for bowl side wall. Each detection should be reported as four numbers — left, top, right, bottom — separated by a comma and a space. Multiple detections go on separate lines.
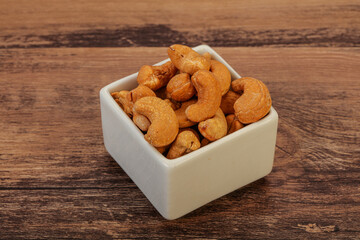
100, 85, 169, 217
166, 108, 278, 219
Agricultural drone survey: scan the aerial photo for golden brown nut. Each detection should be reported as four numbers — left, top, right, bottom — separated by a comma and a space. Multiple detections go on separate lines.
167, 44, 210, 75
167, 128, 201, 159
203, 52, 212, 61
111, 90, 133, 116
127, 85, 156, 103
124, 85, 156, 131
185, 70, 222, 122
210, 60, 231, 96
232, 77, 272, 124
175, 99, 197, 128
111, 91, 125, 108
166, 73, 196, 102
133, 111, 151, 132
133, 96, 179, 147
226, 114, 244, 134
198, 108, 227, 141
137, 61, 177, 91
220, 90, 241, 114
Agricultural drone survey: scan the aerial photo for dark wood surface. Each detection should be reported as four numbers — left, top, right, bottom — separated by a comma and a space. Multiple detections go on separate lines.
1, 1, 359, 239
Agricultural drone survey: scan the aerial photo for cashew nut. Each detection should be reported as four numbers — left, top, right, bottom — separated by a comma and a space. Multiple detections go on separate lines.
133, 96, 179, 147
166, 73, 196, 102
111, 90, 133, 116
127, 85, 156, 103
198, 108, 227, 141
133, 111, 151, 132
232, 77, 272, 124
167, 44, 210, 75
226, 114, 244, 134
185, 70, 222, 122
220, 90, 241, 114
175, 99, 197, 128
137, 61, 177, 91
210, 60, 231, 96
111, 91, 125, 108
167, 128, 201, 159
124, 85, 156, 131
203, 52, 212, 61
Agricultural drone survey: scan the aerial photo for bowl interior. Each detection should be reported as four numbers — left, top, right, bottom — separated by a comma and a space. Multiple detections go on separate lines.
102, 45, 275, 167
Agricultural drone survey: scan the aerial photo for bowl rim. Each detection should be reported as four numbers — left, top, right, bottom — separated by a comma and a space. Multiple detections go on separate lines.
100, 44, 278, 168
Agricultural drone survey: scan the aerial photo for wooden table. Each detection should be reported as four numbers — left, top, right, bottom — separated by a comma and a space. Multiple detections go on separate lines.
1, 0, 359, 239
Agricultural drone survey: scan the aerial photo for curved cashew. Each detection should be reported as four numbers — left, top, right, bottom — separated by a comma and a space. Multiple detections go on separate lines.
220, 90, 241, 114
198, 108, 227, 141
210, 60, 231, 96
111, 90, 133, 116
232, 77, 272, 124
203, 52, 212, 61
137, 61, 177, 91
167, 128, 201, 159
226, 114, 244, 134
133, 96, 179, 147
166, 73, 195, 102
133, 111, 151, 132
125, 85, 156, 131
167, 44, 210, 75
175, 99, 197, 128
185, 70, 222, 122
127, 85, 156, 103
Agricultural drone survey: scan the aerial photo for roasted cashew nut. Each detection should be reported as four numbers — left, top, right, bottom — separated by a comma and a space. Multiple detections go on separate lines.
133, 96, 179, 147
166, 73, 196, 102
137, 61, 177, 91
126, 85, 156, 131
210, 60, 231, 96
175, 99, 197, 128
220, 90, 241, 114
203, 52, 212, 62
111, 90, 133, 116
185, 70, 222, 122
111, 85, 156, 118
167, 44, 210, 75
127, 85, 156, 103
232, 77, 272, 124
226, 114, 244, 134
198, 108, 227, 141
133, 111, 151, 132
167, 128, 201, 159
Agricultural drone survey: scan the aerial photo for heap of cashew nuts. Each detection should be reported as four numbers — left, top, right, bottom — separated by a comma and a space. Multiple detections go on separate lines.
111, 44, 272, 159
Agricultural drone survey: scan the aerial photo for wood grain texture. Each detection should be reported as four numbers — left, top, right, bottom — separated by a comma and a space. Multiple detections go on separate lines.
0, 0, 359, 48
1, 47, 359, 239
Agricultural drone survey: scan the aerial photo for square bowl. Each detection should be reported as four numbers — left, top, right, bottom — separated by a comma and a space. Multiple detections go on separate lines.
99, 45, 278, 220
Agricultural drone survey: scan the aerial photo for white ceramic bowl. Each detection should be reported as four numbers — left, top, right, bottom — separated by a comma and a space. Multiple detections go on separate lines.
100, 45, 278, 220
